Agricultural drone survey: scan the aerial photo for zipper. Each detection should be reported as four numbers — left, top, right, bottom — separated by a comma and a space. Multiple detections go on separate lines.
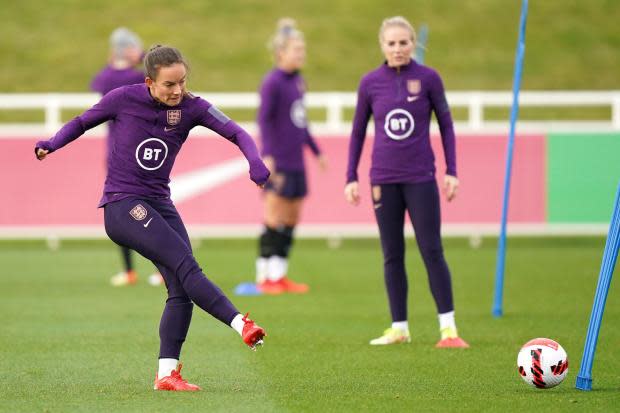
396, 66, 402, 101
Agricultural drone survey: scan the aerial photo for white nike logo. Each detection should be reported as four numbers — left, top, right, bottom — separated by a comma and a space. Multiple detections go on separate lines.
373, 203, 382, 209
164, 127, 177, 132
406, 96, 419, 102
143, 218, 153, 228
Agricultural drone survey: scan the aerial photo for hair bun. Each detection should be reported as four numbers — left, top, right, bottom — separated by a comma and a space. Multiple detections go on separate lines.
277, 17, 297, 33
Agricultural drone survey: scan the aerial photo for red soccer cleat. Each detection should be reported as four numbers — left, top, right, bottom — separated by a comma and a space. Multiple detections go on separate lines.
279, 277, 309, 294
110, 270, 138, 287
435, 337, 470, 348
257, 280, 286, 295
241, 313, 266, 350
153, 363, 201, 391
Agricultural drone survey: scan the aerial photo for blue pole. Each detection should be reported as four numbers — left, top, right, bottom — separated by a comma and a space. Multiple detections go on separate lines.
576, 182, 620, 391
415, 24, 428, 64
492, 0, 529, 318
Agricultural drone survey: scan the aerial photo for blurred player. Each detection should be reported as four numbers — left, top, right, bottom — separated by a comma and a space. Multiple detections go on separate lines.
345, 16, 469, 348
91, 27, 163, 287
36, 45, 269, 391
255, 18, 327, 294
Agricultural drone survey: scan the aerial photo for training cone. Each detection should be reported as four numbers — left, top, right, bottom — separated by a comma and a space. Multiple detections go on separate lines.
234, 282, 262, 296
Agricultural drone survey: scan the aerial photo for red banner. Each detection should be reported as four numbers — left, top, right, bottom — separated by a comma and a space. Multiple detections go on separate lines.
0, 134, 545, 227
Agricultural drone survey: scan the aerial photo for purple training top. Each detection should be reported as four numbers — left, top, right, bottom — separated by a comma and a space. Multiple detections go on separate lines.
90, 65, 145, 155
346, 60, 456, 184
91, 65, 145, 96
36, 84, 267, 206
258, 68, 321, 172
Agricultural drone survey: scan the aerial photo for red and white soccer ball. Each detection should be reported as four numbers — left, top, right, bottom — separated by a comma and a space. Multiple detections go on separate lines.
517, 338, 568, 389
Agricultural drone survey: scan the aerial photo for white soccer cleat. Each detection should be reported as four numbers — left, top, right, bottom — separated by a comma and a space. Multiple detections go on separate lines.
148, 273, 165, 286
110, 270, 138, 287
369, 327, 411, 345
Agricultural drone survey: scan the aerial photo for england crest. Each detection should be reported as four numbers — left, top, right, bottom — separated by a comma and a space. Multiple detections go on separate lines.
167, 110, 182, 126
129, 204, 148, 221
407, 79, 421, 95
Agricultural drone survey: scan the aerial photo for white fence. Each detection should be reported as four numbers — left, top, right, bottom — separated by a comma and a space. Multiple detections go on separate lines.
0, 90, 619, 135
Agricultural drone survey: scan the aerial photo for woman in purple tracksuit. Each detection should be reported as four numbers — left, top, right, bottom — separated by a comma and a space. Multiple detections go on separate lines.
345, 16, 468, 348
36, 46, 269, 391
91, 27, 164, 287
255, 18, 327, 295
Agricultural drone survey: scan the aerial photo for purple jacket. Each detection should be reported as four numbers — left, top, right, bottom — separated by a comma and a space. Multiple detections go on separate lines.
37, 84, 268, 206
347, 60, 456, 184
91, 65, 145, 96
258, 68, 320, 172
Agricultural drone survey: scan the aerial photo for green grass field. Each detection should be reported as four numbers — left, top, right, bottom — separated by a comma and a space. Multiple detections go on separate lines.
2, 237, 619, 412
2, 0, 619, 92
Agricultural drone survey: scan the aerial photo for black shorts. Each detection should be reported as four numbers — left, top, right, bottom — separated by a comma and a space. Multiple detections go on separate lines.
264, 170, 307, 199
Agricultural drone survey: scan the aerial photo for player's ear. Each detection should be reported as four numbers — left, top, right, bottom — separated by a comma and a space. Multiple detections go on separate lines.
145, 77, 154, 87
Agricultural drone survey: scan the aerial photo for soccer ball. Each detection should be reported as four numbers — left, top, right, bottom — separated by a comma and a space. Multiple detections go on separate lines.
517, 338, 568, 389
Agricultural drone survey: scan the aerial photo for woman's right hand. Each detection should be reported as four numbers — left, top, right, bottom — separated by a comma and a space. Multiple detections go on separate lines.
344, 181, 360, 206
249, 159, 270, 188
35, 147, 49, 160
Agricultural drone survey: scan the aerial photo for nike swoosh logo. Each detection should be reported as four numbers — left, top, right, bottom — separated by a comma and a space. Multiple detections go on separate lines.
406, 96, 418, 102
164, 127, 178, 132
143, 218, 153, 228
373, 203, 382, 209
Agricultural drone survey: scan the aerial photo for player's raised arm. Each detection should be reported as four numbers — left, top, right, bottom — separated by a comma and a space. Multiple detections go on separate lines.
195, 100, 270, 186
34, 88, 123, 160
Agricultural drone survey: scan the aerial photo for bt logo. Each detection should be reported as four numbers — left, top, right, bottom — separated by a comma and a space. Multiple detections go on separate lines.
135, 138, 169, 170
290, 99, 307, 129
384, 108, 415, 140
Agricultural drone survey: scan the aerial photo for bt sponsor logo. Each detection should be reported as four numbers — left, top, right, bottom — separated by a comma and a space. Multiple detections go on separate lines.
135, 138, 169, 171
384, 108, 414, 140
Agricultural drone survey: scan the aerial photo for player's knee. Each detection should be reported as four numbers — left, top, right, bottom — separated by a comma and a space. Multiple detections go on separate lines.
176, 254, 202, 283
166, 288, 192, 304
420, 244, 445, 263
259, 230, 271, 257
259, 227, 277, 257
273, 225, 294, 257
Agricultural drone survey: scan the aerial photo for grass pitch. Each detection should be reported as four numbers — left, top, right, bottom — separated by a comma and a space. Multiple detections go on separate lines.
1, 237, 619, 412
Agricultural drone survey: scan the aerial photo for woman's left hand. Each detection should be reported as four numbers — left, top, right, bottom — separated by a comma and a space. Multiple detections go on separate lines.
443, 175, 459, 202
317, 155, 328, 172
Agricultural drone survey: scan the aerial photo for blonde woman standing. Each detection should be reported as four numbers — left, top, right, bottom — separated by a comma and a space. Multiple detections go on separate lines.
255, 19, 327, 295
345, 17, 468, 348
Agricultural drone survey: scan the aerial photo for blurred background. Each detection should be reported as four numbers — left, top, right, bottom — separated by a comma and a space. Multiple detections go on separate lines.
2, 2, 620, 411
1, 0, 619, 238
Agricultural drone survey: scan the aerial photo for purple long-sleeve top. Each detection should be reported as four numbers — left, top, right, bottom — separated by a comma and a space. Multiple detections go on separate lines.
90, 65, 145, 155
346, 60, 456, 184
257, 68, 321, 172
36, 84, 267, 207
91, 65, 145, 95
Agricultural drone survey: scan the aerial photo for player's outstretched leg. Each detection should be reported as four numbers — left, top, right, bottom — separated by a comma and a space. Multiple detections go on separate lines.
104, 198, 268, 390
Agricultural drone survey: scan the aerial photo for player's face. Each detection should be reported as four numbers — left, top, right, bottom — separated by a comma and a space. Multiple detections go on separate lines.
124, 46, 143, 66
146, 63, 187, 106
381, 26, 414, 67
279, 38, 306, 71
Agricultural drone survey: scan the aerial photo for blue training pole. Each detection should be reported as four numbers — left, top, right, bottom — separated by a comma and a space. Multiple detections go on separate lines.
414, 24, 428, 64
492, 0, 529, 317
576, 182, 620, 391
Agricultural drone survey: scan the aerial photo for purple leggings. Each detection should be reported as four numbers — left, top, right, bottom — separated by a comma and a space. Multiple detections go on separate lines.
372, 180, 454, 322
104, 197, 239, 359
